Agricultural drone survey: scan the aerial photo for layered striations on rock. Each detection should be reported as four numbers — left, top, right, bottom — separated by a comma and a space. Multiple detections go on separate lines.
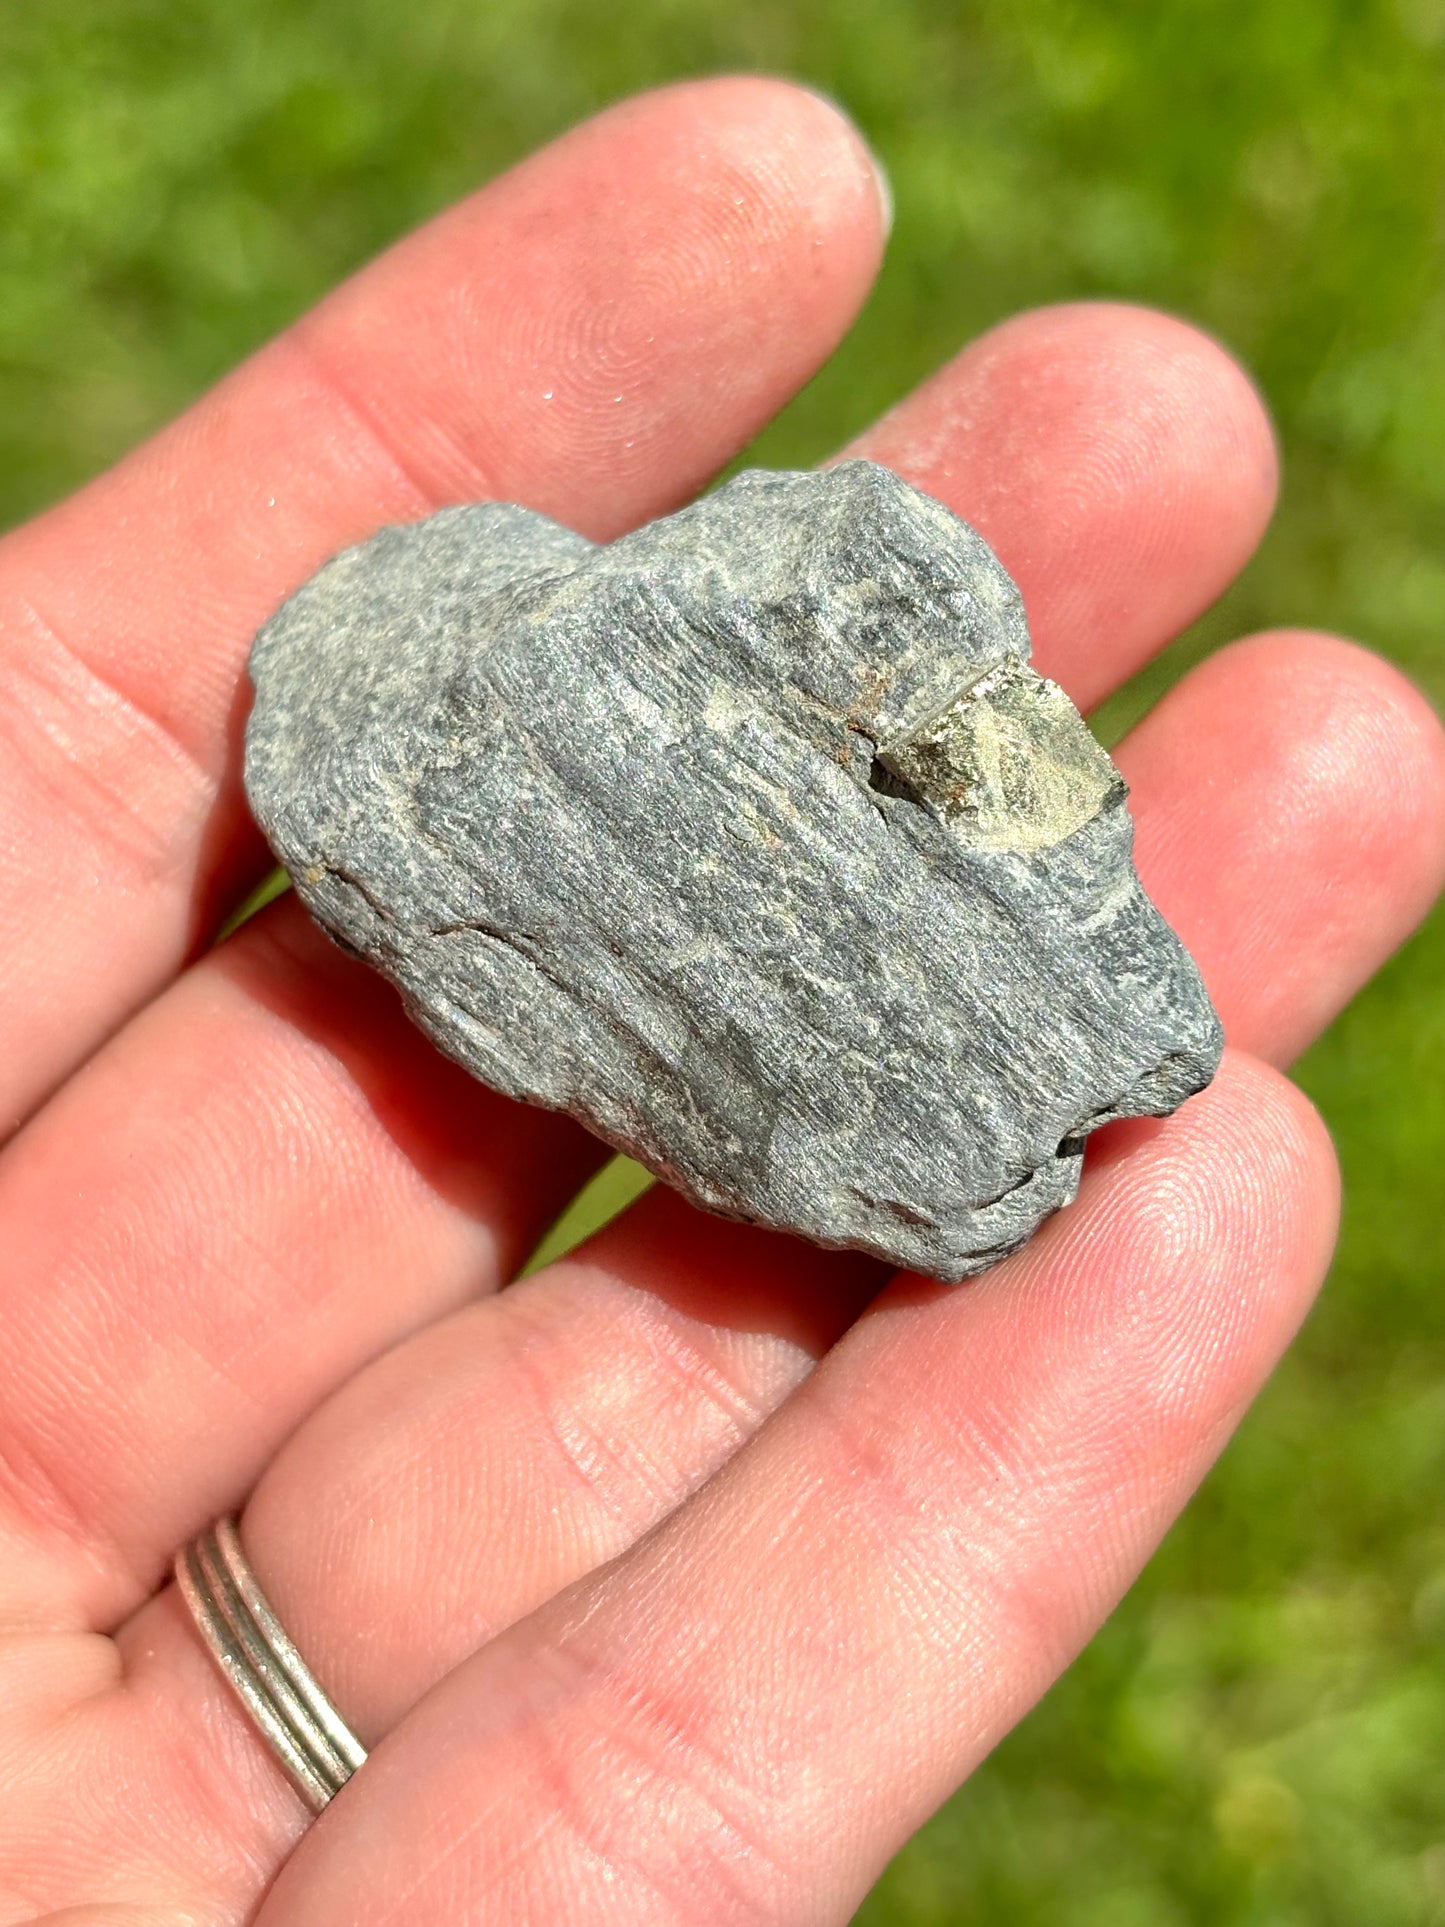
245, 460, 1222, 1281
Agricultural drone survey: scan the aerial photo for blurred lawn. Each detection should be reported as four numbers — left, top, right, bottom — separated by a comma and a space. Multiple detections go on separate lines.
3, 0, 1444, 1919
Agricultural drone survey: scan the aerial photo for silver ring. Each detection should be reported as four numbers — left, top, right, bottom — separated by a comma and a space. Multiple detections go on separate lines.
174, 1515, 366, 1811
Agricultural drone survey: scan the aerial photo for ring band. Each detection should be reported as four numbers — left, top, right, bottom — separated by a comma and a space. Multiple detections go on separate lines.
174, 1515, 366, 1811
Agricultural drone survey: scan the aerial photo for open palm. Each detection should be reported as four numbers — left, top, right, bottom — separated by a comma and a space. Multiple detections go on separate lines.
3, 78, 1442, 1927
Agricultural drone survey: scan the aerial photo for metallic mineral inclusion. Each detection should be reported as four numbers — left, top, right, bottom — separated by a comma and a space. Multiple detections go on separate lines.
245, 461, 1222, 1281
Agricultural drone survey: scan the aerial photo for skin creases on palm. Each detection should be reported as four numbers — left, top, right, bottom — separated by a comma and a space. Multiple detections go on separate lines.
0, 77, 1441, 1927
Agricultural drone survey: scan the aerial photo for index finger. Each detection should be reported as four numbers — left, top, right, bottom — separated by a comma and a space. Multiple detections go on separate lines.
0, 76, 887, 1133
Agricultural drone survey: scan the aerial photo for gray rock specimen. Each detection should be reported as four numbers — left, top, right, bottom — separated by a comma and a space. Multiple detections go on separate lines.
245, 460, 1222, 1281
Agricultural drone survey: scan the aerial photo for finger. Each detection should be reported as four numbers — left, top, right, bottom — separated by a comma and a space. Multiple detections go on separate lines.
252, 1053, 1340, 1927
1121, 629, 1445, 1064
0, 1212, 881, 1919
0, 298, 1282, 1631
0, 900, 606, 1633
221, 1202, 883, 1740
28, 628, 1441, 1911
849, 300, 1279, 711
0, 76, 888, 1130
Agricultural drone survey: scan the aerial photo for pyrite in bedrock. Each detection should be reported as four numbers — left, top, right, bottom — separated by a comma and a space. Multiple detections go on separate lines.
244, 460, 1222, 1282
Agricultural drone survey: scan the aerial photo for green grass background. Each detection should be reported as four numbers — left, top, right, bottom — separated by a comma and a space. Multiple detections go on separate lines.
3, 1, 1443, 1918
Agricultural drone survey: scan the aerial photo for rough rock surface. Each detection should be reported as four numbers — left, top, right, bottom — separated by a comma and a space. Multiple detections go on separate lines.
245, 461, 1222, 1281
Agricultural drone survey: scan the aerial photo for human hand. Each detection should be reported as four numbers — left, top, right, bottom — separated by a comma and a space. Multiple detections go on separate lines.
2, 78, 1442, 1926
